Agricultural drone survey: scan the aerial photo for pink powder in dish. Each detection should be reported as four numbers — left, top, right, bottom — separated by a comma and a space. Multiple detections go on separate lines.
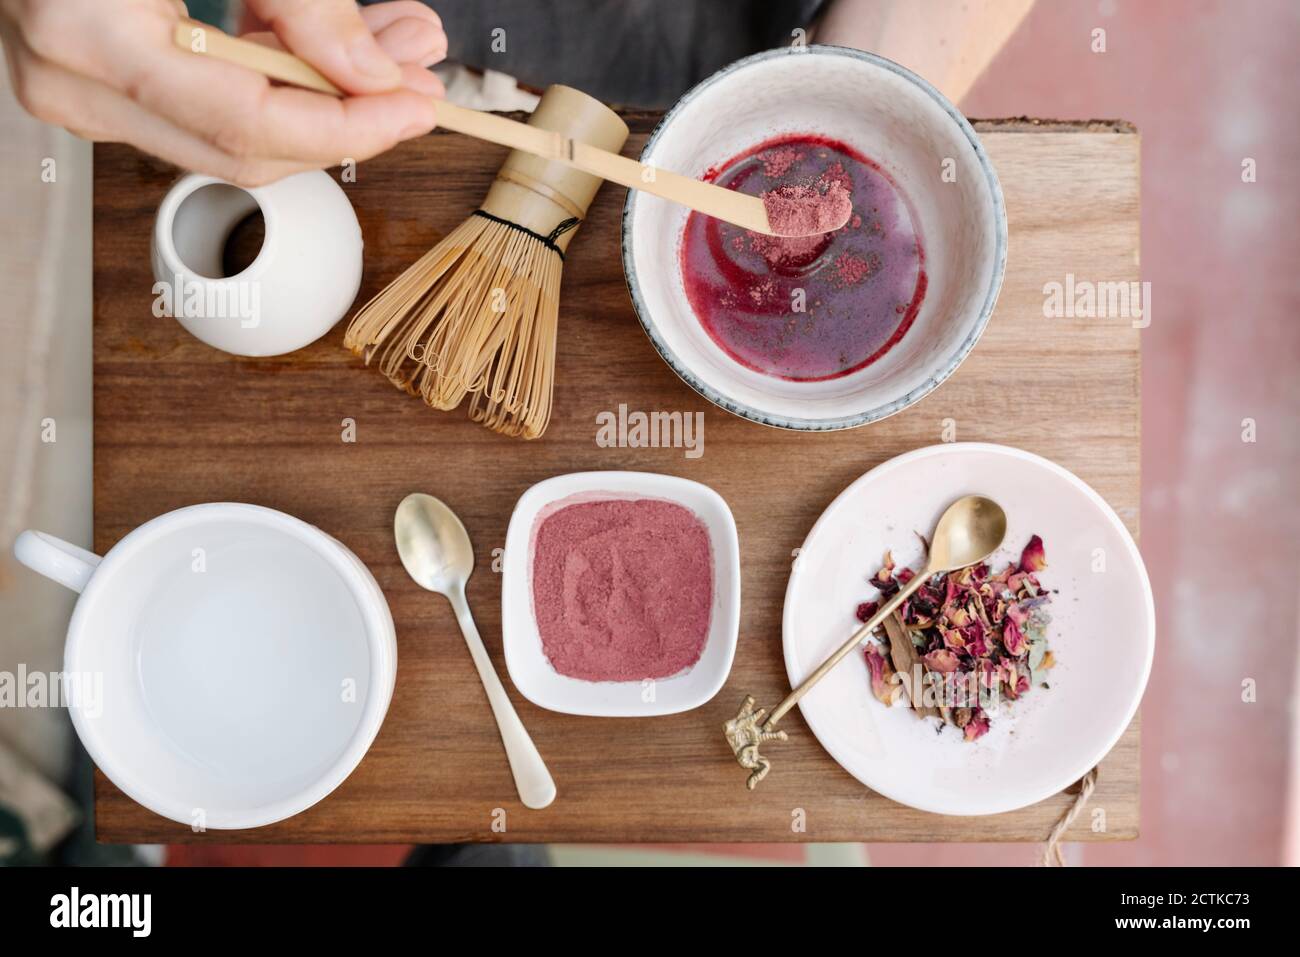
531, 498, 713, 682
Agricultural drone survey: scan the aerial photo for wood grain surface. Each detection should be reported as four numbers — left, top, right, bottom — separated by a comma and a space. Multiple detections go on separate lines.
92, 115, 1141, 843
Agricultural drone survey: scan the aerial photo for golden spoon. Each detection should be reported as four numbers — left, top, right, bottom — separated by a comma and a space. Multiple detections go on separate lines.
725, 495, 1008, 789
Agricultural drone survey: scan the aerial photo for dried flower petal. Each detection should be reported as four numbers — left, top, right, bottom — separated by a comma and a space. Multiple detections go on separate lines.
962, 627, 989, 658
922, 649, 961, 673
865, 645, 897, 705
964, 711, 990, 741
1019, 534, 1047, 573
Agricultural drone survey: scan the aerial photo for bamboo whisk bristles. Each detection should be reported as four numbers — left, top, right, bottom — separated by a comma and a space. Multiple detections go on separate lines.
343, 214, 563, 440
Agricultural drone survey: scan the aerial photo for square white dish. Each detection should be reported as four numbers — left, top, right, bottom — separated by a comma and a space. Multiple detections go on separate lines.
502, 471, 740, 716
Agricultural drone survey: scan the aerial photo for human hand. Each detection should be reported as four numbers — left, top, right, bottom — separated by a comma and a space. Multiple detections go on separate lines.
0, 0, 447, 185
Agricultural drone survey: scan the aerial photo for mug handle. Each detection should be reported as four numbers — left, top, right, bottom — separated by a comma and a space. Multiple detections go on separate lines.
13, 531, 102, 594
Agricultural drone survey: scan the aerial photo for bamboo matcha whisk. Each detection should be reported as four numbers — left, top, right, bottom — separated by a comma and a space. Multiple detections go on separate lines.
344, 87, 628, 439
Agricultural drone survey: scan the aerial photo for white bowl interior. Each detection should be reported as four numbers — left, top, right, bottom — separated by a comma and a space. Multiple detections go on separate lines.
784, 444, 1154, 815
502, 472, 740, 716
66, 507, 389, 827
626, 47, 1003, 427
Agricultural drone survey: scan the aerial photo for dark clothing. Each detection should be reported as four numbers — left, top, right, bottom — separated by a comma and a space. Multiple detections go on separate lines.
366, 0, 826, 108
405, 843, 552, 867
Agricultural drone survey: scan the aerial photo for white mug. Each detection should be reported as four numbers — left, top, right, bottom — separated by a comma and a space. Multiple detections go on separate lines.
14, 503, 396, 830
151, 170, 363, 357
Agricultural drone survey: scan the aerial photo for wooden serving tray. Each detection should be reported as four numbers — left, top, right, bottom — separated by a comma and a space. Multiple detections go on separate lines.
93, 115, 1141, 843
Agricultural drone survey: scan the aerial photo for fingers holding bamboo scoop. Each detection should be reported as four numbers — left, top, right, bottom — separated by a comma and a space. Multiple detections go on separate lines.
171, 21, 849, 237
725, 496, 1007, 790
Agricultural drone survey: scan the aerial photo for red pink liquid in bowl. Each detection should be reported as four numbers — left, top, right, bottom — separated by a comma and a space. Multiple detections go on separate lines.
680, 134, 926, 382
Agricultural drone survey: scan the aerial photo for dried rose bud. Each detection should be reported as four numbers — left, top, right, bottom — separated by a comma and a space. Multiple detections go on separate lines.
876, 550, 895, 582
964, 712, 990, 741
855, 600, 879, 623
1003, 617, 1027, 656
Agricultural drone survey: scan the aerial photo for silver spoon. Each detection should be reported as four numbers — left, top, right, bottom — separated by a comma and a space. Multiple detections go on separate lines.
394, 493, 556, 810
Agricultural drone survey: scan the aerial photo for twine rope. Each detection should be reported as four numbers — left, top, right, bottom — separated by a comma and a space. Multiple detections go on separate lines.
1040, 767, 1098, 866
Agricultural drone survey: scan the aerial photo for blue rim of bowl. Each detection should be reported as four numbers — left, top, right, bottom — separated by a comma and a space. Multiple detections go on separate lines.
620, 44, 1008, 432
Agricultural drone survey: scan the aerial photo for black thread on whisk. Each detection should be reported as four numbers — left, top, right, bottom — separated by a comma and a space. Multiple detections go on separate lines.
471, 209, 580, 261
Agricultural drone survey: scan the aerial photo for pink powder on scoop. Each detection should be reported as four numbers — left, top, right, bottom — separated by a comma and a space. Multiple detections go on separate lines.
531, 498, 713, 682
762, 181, 852, 236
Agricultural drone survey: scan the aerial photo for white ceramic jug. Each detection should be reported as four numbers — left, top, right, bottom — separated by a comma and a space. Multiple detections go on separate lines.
150, 170, 363, 357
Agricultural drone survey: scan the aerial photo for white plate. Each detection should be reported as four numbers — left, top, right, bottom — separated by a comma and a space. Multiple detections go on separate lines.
502, 472, 740, 716
783, 443, 1154, 815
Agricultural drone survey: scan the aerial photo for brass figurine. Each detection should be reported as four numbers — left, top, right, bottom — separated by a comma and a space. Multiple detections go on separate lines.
723, 696, 788, 790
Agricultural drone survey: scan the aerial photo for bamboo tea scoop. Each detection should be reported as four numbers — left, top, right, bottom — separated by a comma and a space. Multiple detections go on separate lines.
724, 495, 1007, 790
172, 20, 848, 237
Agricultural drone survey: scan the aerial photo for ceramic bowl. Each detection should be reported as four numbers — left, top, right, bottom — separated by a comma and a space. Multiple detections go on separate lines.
501, 471, 740, 716
622, 46, 1006, 430
783, 443, 1155, 815
14, 503, 396, 829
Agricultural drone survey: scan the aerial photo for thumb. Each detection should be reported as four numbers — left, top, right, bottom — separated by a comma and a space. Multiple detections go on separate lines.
244, 0, 403, 94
